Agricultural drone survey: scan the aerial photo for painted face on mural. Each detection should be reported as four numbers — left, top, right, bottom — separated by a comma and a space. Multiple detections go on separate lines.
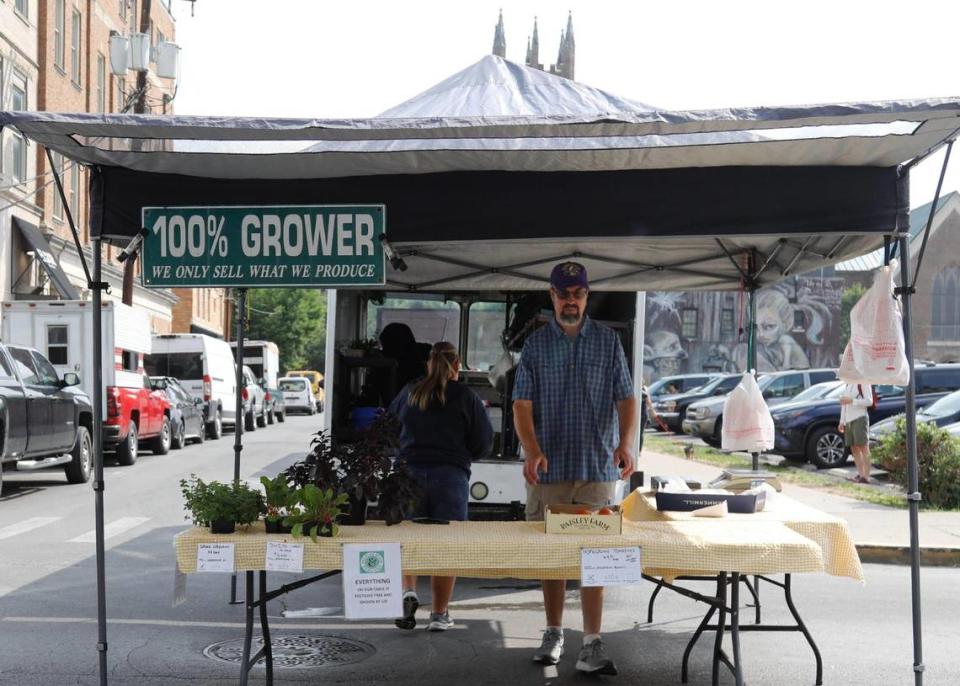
644, 330, 688, 376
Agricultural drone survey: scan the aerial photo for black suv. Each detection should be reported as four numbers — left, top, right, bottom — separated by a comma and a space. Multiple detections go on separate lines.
770, 364, 960, 468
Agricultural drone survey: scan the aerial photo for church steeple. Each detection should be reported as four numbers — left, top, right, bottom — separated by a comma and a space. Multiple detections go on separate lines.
550, 12, 575, 80
526, 17, 542, 70
492, 10, 506, 58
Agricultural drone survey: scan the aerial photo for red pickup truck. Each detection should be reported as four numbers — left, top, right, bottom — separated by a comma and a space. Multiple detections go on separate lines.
103, 373, 172, 465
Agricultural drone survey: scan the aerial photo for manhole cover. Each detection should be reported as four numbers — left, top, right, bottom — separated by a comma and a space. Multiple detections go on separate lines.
204, 634, 376, 669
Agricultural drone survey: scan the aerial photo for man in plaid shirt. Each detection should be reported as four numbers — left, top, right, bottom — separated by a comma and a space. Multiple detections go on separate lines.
513, 261, 638, 675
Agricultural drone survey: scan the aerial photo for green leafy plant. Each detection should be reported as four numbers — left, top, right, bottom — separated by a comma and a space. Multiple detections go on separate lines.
284, 485, 350, 541
260, 474, 294, 522
377, 459, 422, 525
180, 475, 266, 528
347, 337, 380, 354
873, 417, 960, 509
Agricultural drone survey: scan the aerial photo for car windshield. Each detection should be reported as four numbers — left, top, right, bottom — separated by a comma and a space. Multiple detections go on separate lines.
280, 379, 307, 392
144, 353, 203, 379
921, 389, 960, 417
793, 381, 843, 403
649, 378, 682, 395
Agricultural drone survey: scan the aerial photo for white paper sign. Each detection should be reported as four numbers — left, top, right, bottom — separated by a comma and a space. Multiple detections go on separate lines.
196, 543, 235, 573
266, 542, 305, 573
342, 542, 403, 619
580, 547, 642, 587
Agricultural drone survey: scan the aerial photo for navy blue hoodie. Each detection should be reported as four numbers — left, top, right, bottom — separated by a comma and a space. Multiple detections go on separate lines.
387, 379, 494, 474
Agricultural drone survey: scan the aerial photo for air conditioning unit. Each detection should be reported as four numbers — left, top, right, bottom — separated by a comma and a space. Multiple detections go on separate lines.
129, 32, 151, 71
156, 42, 181, 80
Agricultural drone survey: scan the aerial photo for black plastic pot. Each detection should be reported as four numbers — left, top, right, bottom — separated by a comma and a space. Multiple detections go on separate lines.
210, 519, 236, 534
341, 494, 368, 526
265, 518, 293, 534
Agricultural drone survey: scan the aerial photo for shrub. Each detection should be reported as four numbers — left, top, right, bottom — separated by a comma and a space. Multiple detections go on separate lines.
873, 417, 960, 509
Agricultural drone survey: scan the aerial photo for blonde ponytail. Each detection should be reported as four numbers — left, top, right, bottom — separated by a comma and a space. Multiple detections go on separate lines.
409, 342, 459, 410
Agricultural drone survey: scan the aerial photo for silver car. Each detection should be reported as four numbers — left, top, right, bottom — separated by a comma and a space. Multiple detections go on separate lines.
682, 369, 838, 447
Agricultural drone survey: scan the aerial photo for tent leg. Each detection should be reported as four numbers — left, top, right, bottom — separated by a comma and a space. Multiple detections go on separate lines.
91, 238, 109, 686
747, 286, 760, 471
897, 235, 924, 685
230, 288, 247, 606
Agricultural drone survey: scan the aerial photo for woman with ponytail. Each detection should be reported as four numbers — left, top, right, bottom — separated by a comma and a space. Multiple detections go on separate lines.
387, 341, 494, 633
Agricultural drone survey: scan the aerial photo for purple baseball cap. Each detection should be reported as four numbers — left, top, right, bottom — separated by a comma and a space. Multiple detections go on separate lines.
550, 261, 589, 290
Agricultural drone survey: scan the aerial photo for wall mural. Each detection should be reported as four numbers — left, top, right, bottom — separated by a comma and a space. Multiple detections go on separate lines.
643, 276, 846, 382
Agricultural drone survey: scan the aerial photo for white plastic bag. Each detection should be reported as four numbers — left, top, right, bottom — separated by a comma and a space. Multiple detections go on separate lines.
840, 261, 909, 385
721, 372, 775, 453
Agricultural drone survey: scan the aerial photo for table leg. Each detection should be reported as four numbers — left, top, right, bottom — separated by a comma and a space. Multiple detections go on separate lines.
259, 570, 273, 686
239, 570, 255, 686
712, 572, 727, 686
730, 572, 744, 686
682, 601, 717, 683
647, 578, 665, 623
743, 575, 761, 624
783, 574, 823, 686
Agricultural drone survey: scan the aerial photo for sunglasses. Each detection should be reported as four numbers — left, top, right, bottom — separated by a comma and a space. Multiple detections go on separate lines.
552, 287, 589, 301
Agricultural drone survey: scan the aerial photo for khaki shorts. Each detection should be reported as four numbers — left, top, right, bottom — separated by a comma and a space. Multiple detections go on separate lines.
525, 481, 618, 522
845, 416, 869, 448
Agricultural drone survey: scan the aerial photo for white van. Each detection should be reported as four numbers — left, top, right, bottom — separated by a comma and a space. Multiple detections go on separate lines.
145, 333, 237, 439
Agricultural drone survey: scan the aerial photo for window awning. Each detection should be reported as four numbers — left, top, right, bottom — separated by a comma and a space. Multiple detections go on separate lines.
13, 217, 80, 300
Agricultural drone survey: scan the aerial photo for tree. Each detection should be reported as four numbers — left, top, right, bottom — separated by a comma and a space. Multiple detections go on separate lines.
839, 282, 868, 350
243, 289, 327, 373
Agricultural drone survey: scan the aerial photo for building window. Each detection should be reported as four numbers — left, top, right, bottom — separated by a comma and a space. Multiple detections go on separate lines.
52, 152, 65, 220
129, 1, 138, 34
96, 54, 106, 112
122, 350, 138, 372
47, 326, 69, 365
720, 308, 735, 338
681, 308, 699, 339
932, 267, 960, 341
71, 9, 82, 86
69, 163, 79, 219
120, 0, 127, 20
15, 0, 28, 19
116, 76, 126, 112
55, 1, 66, 70
10, 72, 28, 183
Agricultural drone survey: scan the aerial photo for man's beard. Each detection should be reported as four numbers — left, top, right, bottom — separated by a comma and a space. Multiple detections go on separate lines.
560, 306, 581, 325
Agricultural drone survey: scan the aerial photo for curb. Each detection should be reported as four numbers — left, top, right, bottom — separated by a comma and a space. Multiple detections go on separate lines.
855, 544, 960, 567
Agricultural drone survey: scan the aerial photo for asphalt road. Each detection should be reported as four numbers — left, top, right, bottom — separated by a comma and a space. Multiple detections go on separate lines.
1, 415, 959, 685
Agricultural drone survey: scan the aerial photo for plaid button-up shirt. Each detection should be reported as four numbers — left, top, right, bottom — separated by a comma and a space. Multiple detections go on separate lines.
512, 316, 635, 483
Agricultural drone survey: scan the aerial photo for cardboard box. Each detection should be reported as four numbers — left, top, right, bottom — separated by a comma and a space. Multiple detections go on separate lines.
544, 504, 623, 535
654, 490, 766, 514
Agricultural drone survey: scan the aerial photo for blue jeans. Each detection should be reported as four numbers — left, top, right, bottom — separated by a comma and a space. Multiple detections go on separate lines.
407, 463, 469, 522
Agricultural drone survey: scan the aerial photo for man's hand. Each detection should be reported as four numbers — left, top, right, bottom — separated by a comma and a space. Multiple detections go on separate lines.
613, 444, 636, 480
840, 397, 852, 406
838, 423, 845, 433
524, 451, 548, 485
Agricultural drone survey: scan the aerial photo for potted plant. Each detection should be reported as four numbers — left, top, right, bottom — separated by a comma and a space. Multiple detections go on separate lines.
260, 474, 294, 534
180, 475, 265, 534
377, 459, 422, 526
342, 337, 380, 358
283, 485, 350, 541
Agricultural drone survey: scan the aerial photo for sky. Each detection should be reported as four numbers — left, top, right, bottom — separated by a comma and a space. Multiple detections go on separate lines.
171, 0, 960, 207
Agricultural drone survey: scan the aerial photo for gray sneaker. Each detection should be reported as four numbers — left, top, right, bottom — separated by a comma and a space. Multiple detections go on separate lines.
576, 638, 617, 675
427, 611, 454, 631
394, 591, 419, 630
532, 628, 564, 665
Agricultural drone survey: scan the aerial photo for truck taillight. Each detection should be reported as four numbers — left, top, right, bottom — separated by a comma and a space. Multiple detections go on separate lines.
202, 374, 212, 401
264, 391, 271, 401
241, 387, 249, 402
106, 387, 120, 418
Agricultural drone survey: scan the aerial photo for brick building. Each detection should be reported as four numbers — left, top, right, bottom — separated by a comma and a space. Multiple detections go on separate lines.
2, 0, 229, 338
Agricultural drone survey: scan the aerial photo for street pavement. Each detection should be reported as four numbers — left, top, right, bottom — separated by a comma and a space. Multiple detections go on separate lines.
1, 416, 959, 685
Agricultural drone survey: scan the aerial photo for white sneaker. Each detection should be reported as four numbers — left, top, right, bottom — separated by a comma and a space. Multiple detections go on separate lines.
427, 611, 454, 631
532, 628, 564, 664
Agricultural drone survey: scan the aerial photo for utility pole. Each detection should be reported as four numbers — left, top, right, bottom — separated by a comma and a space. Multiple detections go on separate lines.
122, 0, 153, 306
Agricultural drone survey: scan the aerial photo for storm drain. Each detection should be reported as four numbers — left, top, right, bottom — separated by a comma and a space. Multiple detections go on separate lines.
204, 634, 376, 669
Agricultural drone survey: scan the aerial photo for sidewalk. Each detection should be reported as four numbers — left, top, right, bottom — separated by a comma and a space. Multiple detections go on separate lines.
640, 448, 960, 566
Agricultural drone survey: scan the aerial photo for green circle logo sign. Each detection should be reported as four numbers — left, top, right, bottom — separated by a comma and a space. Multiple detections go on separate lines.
359, 550, 385, 574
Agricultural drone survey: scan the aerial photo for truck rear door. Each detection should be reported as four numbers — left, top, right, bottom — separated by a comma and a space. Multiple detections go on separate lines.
30, 350, 76, 452
6, 347, 51, 456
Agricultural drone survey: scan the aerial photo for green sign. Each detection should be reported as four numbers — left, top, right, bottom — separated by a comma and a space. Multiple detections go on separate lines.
141, 205, 385, 288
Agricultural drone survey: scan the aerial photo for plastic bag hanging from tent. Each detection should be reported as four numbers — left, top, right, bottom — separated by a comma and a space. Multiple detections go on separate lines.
838, 261, 910, 385
721, 371, 775, 453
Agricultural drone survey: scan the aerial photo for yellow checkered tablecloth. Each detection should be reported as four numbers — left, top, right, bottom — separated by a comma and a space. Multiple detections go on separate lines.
175, 517, 825, 580
622, 490, 864, 581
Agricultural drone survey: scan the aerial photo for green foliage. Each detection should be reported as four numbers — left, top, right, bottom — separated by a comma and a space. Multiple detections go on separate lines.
259, 474, 294, 522
840, 283, 868, 350
284, 485, 350, 541
873, 417, 960, 509
180, 475, 266, 527
347, 337, 381, 353
244, 289, 327, 373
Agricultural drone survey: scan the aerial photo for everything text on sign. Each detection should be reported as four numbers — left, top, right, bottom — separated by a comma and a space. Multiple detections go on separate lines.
342, 543, 402, 619
141, 205, 386, 288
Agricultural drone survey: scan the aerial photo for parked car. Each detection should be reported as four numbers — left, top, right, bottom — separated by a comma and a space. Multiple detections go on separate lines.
683, 369, 838, 447
652, 373, 742, 433
869, 388, 960, 443
231, 340, 282, 424
0, 343, 93, 490
286, 369, 325, 411
146, 333, 238, 439
647, 374, 717, 401
264, 386, 286, 424
770, 364, 960, 468
240, 365, 269, 431
278, 376, 316, 414
150, 376, 206, 449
